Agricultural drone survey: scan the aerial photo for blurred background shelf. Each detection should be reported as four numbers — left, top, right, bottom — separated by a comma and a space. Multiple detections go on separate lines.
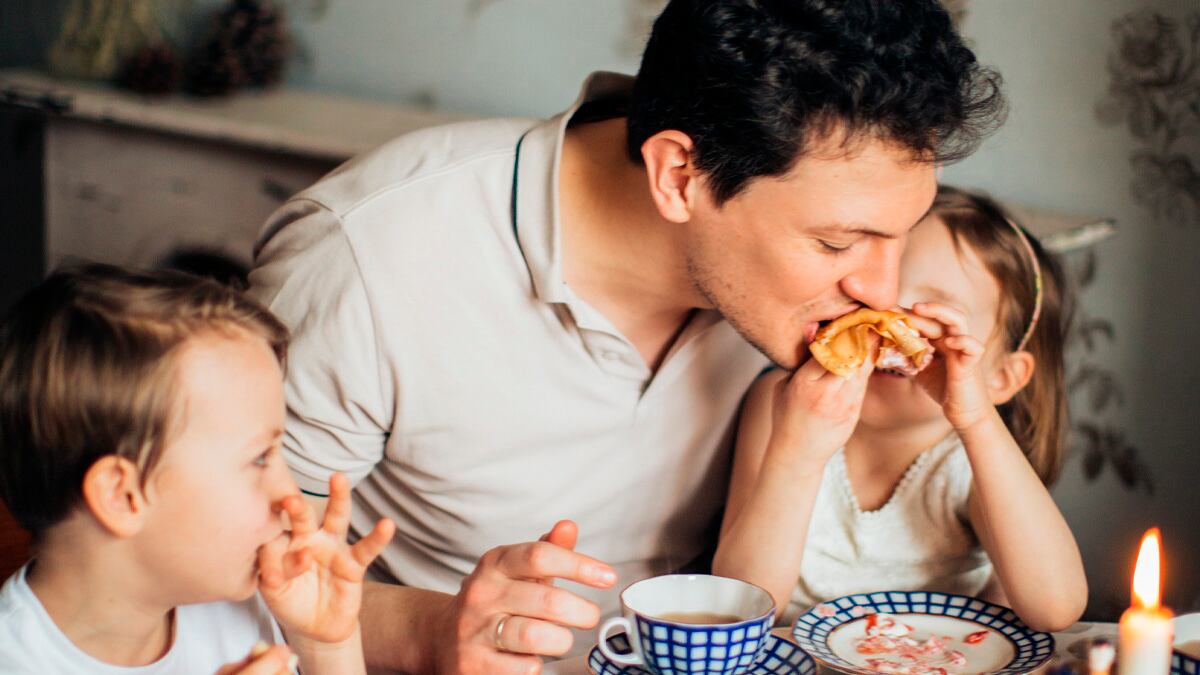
0, 67, 461, 311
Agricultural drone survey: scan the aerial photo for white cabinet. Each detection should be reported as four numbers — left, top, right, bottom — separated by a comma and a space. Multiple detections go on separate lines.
0, 68, 459, 280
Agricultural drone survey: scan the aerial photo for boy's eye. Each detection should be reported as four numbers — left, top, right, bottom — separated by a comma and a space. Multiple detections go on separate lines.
253, 449, 272, 468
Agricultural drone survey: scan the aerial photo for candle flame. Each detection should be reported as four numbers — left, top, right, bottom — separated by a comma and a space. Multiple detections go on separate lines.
1132, 527, 1162, 609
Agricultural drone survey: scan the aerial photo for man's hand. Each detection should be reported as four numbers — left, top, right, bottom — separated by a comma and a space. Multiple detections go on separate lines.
433, 520, 617, 675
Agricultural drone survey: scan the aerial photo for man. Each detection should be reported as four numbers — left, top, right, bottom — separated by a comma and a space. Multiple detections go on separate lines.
249, 1, 1005, 672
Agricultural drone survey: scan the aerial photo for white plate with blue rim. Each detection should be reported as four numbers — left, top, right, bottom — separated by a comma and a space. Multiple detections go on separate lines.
588, 632, 816, 675
1173, 613, 1200, 675
791, 591, 1054, 674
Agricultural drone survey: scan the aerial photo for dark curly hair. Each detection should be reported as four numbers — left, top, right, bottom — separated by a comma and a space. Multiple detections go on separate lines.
626, 0, 1006, 204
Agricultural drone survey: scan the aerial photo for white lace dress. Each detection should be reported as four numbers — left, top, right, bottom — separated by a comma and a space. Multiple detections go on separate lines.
781, 433, 994, 625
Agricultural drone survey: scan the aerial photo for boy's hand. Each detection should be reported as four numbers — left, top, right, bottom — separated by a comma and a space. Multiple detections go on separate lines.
908, 302, 993, 430
258, 473, 395, 644
768, 354, 874, 469
215, 642, 295, 675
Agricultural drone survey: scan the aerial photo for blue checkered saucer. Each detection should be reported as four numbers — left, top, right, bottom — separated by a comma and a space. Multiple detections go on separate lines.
1174, 614, 1200, 675
791, 591, 1054, 674
1173, 649, 1199, 674
588, 632, 816, 675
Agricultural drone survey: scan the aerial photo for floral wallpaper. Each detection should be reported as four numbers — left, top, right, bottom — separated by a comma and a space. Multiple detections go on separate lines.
1096, 10, 1200, 227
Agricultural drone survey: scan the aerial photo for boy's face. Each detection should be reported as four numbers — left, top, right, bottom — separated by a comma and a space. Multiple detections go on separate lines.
682, 133, 937, 369
137, 331, 296, 605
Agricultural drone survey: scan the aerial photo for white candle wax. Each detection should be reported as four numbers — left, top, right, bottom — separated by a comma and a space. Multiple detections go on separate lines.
1118, 605, 1174, 675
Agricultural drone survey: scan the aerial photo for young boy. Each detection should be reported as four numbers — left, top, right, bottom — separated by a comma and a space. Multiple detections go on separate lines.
0, 264, 394, 674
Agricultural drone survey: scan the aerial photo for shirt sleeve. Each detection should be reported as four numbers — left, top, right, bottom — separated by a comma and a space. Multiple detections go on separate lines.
248, 199, 392, 495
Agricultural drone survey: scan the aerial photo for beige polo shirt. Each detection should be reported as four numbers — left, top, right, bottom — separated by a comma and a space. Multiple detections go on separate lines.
249, 73, 770, 623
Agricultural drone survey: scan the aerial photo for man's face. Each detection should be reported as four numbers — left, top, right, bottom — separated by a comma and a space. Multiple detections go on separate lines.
137, 331, 296, 606
683, 135, 937, 368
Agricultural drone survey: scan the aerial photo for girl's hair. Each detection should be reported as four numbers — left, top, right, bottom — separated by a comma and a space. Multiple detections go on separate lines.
931, 185, 1072, 486
0, 263, 289, 541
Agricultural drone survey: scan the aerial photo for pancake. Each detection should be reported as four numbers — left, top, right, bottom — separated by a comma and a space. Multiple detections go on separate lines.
809, 308, 934, 378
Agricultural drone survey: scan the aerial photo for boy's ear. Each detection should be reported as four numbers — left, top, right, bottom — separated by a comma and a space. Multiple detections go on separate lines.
81, 456, 148, 538
987, 350, 1035, 406
641, 130, 700, 224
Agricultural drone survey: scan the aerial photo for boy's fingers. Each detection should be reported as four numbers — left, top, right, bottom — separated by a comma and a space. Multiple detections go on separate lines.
257, 537, 289, 589
281, 547, 313, 580
321, 473, 353, 537
283, 495, 319, 536
349, 518, 395, 569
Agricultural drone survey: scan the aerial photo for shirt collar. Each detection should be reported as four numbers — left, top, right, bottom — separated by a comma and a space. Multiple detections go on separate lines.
512, 72, 634, 304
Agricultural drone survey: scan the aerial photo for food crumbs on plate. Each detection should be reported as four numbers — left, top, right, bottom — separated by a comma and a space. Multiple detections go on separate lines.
855, 613, 975, 674
965, 630, 989, 645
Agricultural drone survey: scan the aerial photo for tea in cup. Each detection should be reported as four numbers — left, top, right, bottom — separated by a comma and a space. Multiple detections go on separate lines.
597, 574, 775, 675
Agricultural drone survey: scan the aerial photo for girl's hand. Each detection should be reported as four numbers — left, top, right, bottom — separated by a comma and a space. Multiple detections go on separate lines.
258, 473, 395, 645
908, 302, 993, 430
768, 354, 874, 469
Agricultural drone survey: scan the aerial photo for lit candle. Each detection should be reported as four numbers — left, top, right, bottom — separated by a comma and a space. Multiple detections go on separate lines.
1118, 528, 1174, 675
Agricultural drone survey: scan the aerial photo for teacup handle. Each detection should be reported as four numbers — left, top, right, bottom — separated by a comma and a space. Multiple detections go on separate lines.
598, 617, 644, 666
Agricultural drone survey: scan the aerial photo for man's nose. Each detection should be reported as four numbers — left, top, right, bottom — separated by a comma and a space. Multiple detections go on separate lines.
842, 238, 903, 310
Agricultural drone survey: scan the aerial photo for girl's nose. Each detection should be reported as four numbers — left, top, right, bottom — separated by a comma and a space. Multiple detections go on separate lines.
842, 238, 903, 310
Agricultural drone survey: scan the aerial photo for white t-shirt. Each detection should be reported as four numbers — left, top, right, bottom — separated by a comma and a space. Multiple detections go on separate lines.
783, 433, 994, 624
0, 564, 283, 674
248, 71, 769, 631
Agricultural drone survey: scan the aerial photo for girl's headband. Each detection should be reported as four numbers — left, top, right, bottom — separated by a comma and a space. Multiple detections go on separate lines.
1006, 218, 1043, 353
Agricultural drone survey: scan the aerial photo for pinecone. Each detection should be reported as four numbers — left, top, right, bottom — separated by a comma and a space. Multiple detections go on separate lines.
185, 38, 246, 97
185, 0, 292, 97
117, 43, 183, 96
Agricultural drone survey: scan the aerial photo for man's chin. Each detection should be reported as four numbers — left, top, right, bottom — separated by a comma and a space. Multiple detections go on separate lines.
747, 337, 808, 371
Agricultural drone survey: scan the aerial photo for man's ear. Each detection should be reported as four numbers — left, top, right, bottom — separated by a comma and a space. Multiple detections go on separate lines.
640, 130, 700, 224
987, 350, 1035, 405
81, 456, 149, 538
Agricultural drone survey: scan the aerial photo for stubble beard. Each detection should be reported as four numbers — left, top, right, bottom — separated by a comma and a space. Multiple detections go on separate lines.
685, 254, 799, 370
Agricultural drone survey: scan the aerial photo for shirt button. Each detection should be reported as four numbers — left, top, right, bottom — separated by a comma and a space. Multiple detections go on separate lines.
603, 351, 621, 360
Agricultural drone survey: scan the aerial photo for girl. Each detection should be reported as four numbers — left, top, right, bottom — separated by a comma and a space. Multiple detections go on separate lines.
713, 186, 1087, 632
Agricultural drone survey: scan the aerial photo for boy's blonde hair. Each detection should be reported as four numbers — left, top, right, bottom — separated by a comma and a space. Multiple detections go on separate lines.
0, 264, 288, 541
932, 186, 1072, 485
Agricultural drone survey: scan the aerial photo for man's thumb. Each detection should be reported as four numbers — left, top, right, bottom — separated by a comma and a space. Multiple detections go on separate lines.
538, 519, 578, 550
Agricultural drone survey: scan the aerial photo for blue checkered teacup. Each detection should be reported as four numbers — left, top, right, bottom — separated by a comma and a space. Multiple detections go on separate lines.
597, 574, 776, 675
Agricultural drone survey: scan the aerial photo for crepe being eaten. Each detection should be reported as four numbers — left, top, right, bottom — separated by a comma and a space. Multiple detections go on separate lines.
808, 308, 934, 378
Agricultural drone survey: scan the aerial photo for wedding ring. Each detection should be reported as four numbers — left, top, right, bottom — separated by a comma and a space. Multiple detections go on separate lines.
494, 614, 510, 651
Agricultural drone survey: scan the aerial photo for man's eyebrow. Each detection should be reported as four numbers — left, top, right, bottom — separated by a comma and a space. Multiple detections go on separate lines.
816, 203, 935, 240
814, 224, 903, 240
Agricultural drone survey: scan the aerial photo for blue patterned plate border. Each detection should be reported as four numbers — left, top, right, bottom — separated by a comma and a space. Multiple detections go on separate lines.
588, 632, 816, 675
791, 591, 1054, 675
1173, 649, 1200, 675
